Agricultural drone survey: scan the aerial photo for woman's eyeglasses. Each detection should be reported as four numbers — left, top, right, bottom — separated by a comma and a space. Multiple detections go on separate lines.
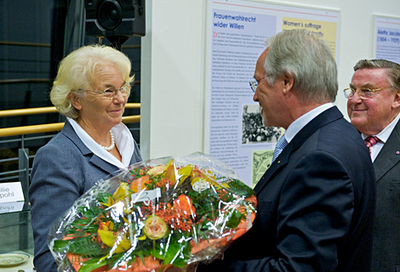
90, 84, 131, 99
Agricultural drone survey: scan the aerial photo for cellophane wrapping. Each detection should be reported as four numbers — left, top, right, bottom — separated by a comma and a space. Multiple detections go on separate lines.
48, 152, 257, 272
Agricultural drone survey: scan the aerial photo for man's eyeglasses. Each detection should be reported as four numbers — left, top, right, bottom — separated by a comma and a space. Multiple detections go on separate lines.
249, 76, 266, 92
90, 84, 131, 99
343, 86, 392, 99
249, 81, 258, 92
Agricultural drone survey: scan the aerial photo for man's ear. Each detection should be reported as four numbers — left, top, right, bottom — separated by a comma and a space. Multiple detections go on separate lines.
69, 92, 83, 111
281, 73, 294, 94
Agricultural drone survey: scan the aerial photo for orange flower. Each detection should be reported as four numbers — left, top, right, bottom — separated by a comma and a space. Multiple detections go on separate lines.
130, 176, 151, 193
173, 194, 196, 217
155, 177, 175, 190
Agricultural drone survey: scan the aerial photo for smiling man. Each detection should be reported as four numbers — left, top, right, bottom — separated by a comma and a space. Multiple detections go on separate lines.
346, 59, 400, 272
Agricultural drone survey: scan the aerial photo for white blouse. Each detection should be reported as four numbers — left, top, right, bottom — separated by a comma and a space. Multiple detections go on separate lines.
67, 117, 135, 169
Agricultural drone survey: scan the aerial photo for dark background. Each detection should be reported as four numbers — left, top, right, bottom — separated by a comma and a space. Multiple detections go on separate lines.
0, 0, 143, 178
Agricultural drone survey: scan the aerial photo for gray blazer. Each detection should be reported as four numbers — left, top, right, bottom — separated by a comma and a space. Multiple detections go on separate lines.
372, 120, 400, 272
29, 120, 142, 272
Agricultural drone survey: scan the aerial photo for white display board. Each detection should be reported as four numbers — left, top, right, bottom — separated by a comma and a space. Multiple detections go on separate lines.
205, 0, 340, 187
0, 182, 25, 214
373, 15, 400, 63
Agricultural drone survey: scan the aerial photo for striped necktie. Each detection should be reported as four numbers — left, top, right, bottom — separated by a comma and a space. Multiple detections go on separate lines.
364, 136, 379, 154
272, 135, 288, 162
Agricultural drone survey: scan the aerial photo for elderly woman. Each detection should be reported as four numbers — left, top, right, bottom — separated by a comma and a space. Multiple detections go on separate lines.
29, 44, 142, 271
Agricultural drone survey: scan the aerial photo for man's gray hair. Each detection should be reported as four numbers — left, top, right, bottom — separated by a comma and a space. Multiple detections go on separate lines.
264, 29, 338, 103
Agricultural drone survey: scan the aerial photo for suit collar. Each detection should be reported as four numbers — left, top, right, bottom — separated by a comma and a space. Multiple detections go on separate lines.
373, 119, 400, 182
284, 103, 334, 143
61, 120, 120, 175
254, 106, 343, 195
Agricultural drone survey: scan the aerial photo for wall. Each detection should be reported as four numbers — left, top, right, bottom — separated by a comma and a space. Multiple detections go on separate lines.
140, 0, 400, 160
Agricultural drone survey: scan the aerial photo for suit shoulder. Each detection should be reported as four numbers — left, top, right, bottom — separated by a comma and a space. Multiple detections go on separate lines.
35, 131, 84, 164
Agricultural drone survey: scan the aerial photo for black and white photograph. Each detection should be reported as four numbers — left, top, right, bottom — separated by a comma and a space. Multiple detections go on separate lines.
242, 104, 282, 144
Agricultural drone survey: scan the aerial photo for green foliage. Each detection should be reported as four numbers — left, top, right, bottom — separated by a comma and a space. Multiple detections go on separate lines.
188, 188, 219, 221
77, 256, 110, 272
69, 236, 104, 256
53, 235, 105, 258
66, 197, 111, 236
52, 239, 70, 253
226, 209, 245, 229
226, 179, 254, 198
153, 232, 191, 268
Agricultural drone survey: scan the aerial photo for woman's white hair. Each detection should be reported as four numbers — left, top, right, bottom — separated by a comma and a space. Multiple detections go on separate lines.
50, 44, 134, 119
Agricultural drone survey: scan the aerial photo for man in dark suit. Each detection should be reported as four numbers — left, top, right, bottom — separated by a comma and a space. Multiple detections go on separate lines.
197, 29, 376, 272
346, 59, 400, 272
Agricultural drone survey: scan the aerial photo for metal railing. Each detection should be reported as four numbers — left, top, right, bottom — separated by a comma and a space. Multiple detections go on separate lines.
0, 103, 141, 182
0, 103, 140, 137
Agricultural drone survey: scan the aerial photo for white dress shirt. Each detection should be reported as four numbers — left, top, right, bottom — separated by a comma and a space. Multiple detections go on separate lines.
284, 103, 335, 143
361, 112, 400, 162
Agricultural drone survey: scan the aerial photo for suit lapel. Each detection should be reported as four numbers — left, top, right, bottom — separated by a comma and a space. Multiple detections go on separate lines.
373, 120, 400, 182
89, 155, 120, 175
61, 120, 120, 175
254, 152, 289, 195
254, 107, 343, 195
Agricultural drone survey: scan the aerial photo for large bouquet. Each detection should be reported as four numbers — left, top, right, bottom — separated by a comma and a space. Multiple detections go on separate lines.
48, 152, 257, 272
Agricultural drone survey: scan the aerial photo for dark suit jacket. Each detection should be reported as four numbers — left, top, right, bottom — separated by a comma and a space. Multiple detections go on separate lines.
29, 120, 142, 272
372, 119, 400, 272
199, 106, 376, 272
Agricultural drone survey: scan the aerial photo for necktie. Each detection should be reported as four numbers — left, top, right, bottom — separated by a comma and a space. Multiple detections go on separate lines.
272, 134, 288, 163
364, 136, 379, 154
